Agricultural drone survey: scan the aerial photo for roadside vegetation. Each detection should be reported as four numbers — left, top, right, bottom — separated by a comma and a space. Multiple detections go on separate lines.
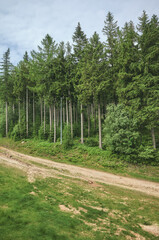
0, 137, 159, 183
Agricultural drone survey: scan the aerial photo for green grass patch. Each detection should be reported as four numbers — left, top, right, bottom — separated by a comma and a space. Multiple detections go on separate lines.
0, 164, 159, 239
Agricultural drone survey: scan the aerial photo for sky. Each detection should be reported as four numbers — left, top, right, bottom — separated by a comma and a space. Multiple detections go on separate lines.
0, 0, 159, 65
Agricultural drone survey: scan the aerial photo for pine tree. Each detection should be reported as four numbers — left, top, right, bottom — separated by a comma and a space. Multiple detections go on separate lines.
72, 22, 88, 143
76, 32, 107, 148
102, 12, 119, 103
31, 34, 58, 139
135, 12, 159, 149
0, 49, 13, 136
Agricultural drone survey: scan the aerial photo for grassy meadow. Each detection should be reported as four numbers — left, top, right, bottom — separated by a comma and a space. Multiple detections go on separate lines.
0, 164, 159, 240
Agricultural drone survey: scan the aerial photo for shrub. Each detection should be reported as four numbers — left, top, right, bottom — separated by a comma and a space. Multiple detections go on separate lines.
11, 123, 26, 141
38, 123, 49, 140
85, 137, 98, 147
63, 124, 73, 149
103, 104, 140, 156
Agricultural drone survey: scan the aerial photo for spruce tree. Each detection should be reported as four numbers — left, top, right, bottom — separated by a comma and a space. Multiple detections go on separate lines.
0, 49, 13, 136
72, 22, 88, 143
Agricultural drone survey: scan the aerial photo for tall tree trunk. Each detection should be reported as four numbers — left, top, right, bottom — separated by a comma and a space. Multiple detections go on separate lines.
69, 98, 73, 138
40, 99, 43, 126
87, 105, 90, 137
60, 98, 62, 144
54, 103, 56, 143
49, 105, 52, 136
98, 103, 102, 149
63, 104, 65, 123
57, 108, 59, 127
23, 97, 25, 111
94, 103, 96, 131
73, 103, 76, 123
5, 101, 8, 137
51, 104, 54, 126
44, 101, 46, 134
81, 104, 84, 144
26, 88, 29, 138
33, 92, 35, 127
151, 128, 156, 150
91, 104, 93, 118
18, 101, 21, 124
66, 98, 69, 125
76, 103, 78, 123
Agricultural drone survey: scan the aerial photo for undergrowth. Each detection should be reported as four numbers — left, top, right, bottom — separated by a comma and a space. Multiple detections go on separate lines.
0, 137, 159, 182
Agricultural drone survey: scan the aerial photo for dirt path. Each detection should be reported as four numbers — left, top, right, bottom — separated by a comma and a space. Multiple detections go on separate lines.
0, 146, 159, 198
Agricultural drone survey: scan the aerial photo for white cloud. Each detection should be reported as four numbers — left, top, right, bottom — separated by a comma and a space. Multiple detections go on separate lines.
0, 0, 158, 65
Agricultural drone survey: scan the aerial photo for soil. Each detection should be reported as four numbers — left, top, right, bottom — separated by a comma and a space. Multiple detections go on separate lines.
0, 146, 159, 198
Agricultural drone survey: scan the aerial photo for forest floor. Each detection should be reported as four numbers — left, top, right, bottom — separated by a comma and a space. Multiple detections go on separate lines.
0, 146, 159, 198
1, 146, 159, 239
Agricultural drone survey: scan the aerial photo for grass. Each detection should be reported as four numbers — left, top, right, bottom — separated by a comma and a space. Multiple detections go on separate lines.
0, 164, 159, 240
0, 137, 159, 182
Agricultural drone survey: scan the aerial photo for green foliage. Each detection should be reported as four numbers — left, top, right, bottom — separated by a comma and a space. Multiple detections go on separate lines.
138, 145, 155, 161
103, 104, 140, 156
11, 122, 26, 141
63, 124, 73, 149
85, 137, 98, 147
0, 117, 6, 137
38, 123, 50, 140
73, 123, 80, 137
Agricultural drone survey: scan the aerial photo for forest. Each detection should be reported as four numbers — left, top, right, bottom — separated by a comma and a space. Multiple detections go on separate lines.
0, 11, 159, 163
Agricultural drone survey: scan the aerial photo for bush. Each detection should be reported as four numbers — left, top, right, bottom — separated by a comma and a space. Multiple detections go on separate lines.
103, 104, 140, 156
138, 145, 155, 162
63, 124, 73, 149
0, 117, 6, 137
38, 123, 50, 140
85, 137, 98, 147
11, 123, 26, 141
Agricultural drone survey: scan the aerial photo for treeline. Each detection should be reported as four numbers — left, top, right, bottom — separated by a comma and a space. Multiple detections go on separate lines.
0, 11, 159, 162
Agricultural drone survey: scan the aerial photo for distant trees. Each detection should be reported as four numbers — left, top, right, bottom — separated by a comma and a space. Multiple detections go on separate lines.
0, 10, 158, 162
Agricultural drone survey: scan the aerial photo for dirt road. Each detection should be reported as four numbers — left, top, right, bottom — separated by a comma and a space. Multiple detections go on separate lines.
0, 146, 159, 198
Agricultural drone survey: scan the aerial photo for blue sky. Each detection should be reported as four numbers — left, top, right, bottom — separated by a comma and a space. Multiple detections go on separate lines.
0, 0, 159, 65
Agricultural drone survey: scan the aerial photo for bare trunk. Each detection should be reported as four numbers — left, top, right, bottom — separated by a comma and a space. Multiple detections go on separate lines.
49, 105, 52, 133
69, 98, 73, 138
54, 103, 56, 143
66, 98, 69, 125
33, 92, 35, 127
51, 104, 54, 126
87, 105, 90, 137
91, 104, 93, 118
98, 103, 102, 149
57, 108, 59, 127
5, 101, 8, 137
26, 88, 29, 137
63, 105, 65, 123
73, 103, 76, 123
60, 98, 62, 144
40, 99, 43, 126
23, 97, 25, 111
76, 104, 78, 123
94, 104, 96, 130
81, 104, 84, 144
44, 101, 46, 134
18, 101, 21, 124
151, 128, 156, 150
